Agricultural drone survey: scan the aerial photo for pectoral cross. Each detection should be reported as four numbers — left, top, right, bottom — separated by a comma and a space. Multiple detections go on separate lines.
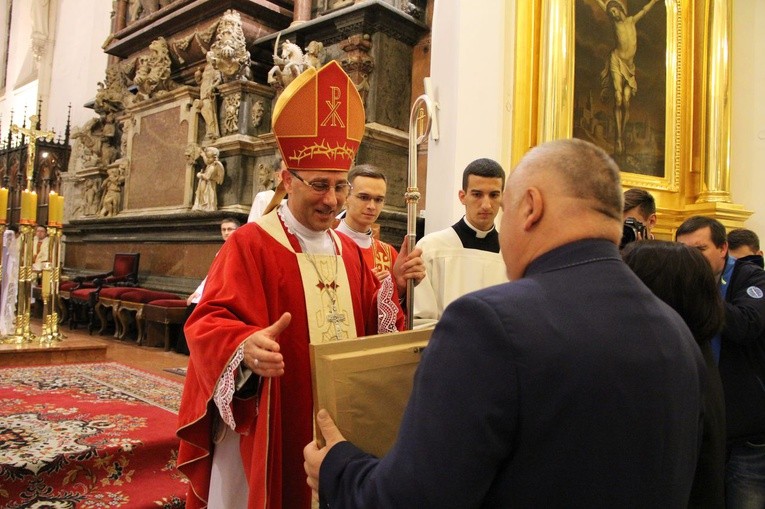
11, 115, 55, 190
326, 302, 347, 340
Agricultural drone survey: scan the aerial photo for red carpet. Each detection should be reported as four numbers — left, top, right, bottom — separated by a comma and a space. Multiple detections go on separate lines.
0, 362, 187, 508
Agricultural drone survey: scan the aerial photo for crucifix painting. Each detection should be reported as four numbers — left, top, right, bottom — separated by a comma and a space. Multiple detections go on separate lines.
574, 0, 666, 177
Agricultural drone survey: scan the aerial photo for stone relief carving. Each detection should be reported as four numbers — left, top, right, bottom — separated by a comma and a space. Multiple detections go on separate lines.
99, 164, 127, 217
192, 147, 224, 211
356, 73, 371, 106
208, 10, 251, 83
251, 100, 265, 128
185, 142, 202, 167
255, 162, 278, 193
81, 177, 102, 216
342, 34, 375, 106
194, 52, 223, 140
95, 63, 133, 114
128, 0, 141, 23
194, 22, 219, 53
128, 0, 174, 23
132, 37, 178, 102
69, 115, 119, 173
222, 94, 240, 135
168, 21, 218, 65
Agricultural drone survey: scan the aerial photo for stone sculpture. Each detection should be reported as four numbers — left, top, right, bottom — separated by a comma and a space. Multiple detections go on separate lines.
70, 115, 119, 173
99, 165, 127, 217
208, 10, 251, 83
194, 52, 223, 140
95, 64, 133, 114
192, 147, 224, 211
133, 37, 178, 102
267, 39, 305, 90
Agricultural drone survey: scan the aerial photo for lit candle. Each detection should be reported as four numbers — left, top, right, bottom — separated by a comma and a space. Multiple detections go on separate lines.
20, 190, 37, 225
48, 191, 58, 226
0, 188, 8, 224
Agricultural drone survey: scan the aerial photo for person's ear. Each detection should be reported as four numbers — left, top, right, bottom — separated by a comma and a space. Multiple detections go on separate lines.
521, 187, 544, 231
281, 169, 293, 192
458, 189, 466, 205
647, 213, 657, 229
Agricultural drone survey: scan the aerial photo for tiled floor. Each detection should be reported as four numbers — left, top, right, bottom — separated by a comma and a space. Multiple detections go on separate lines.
0, 318, 189, 382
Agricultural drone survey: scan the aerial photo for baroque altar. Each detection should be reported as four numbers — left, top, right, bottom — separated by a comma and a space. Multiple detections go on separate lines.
61, 0, 431, 294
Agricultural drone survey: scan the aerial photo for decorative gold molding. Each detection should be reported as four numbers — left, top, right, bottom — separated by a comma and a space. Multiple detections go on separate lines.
511, 0, 750, 225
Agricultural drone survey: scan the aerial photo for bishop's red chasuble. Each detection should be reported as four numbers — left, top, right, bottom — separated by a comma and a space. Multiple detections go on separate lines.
177, 210, 404, 508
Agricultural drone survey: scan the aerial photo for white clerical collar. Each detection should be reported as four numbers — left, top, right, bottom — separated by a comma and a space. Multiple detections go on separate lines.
336, 219, 373, 249
279, 204, 335, 254
463, 216, 495, 239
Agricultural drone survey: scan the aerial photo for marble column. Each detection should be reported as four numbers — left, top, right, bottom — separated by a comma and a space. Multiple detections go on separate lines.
292, 0, 311, 25
115, 0, 128, 33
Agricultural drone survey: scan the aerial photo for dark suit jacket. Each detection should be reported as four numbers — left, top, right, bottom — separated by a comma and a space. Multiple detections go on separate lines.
320, 239, 706, 508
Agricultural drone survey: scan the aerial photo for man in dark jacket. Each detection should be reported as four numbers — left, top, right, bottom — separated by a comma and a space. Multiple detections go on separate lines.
678, 216, 765, 507
304, 139, 706, 508
728, 227, 764, 269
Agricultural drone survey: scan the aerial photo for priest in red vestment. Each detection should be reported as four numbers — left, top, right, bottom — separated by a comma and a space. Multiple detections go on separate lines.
335, 164, 405, 290
177, 61, 423, 509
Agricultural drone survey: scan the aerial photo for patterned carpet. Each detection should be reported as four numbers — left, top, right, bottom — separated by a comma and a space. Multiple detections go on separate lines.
0, 362, 187, 508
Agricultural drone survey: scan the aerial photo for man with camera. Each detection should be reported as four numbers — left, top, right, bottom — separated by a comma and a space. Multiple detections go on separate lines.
621, 188, 656, 248
677, 216, 765, 507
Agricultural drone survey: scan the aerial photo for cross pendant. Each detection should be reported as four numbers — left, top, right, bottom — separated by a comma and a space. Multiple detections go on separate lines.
326, 304, 346, 339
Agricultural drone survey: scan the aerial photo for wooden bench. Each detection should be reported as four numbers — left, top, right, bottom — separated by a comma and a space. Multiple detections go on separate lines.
143, 299, 188, 351
116, 289, 180, 344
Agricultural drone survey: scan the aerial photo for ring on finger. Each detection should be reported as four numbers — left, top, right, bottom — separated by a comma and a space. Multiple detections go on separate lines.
253, 358, 259, 368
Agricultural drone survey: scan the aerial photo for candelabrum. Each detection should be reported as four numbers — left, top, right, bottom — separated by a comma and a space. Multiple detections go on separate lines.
5, 224, 36, 343
39, 225, 64, 343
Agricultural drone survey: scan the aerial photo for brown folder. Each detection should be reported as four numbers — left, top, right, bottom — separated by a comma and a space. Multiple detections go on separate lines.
310, 327, 433, 457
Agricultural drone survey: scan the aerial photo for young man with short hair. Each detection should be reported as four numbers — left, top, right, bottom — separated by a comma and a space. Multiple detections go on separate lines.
413, 158, 508, 327
335, 164, 420, 295
186, 217, 241, 306
728, 228, 764, 268
622, 187, 656, 239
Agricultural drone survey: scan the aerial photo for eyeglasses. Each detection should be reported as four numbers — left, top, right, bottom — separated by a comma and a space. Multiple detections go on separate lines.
289, 170, 351, 196
351, 193, 385, 205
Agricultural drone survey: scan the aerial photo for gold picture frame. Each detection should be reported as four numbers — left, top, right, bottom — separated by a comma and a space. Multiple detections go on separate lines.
512, 0, 692, 193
